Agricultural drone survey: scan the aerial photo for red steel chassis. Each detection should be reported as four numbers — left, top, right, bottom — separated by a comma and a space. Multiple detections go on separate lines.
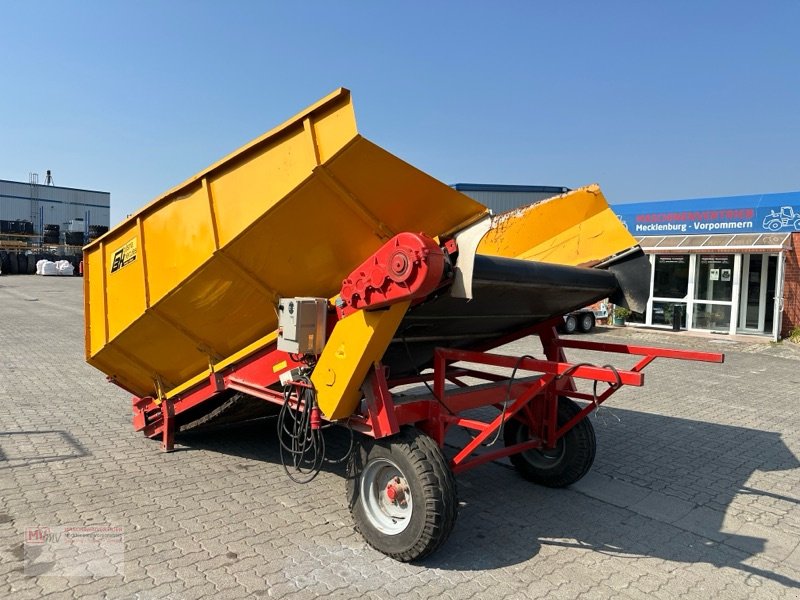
134, 319, 724, 469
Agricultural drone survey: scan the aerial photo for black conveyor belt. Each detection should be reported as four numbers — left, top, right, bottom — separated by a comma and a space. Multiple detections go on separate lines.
382, 254, 620, 377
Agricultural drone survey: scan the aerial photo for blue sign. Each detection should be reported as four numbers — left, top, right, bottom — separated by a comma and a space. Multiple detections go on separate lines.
612, 191, 800, 236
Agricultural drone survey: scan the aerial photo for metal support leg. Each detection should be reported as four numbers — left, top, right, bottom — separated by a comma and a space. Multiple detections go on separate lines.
161, 399, 175, 452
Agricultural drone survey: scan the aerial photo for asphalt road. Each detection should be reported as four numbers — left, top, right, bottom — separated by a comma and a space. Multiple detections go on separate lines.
1, 275, 799, 599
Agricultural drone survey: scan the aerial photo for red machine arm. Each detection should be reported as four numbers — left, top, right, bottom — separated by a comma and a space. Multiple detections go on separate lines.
339, 232, 447, 315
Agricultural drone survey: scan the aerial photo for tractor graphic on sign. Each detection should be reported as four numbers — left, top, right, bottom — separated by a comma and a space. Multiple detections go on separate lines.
762, 206, 800, 231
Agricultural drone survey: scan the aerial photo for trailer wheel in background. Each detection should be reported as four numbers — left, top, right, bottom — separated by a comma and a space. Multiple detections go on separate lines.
562, 314, 577, 334
347, 427, 457, 562
578, 312, 595, 333
504, 397, 596, 488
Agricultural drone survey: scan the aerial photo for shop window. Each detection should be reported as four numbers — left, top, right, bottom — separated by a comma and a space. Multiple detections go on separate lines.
693, 303, 732, 330
695, 255, 734, 302
627, 310, 646, 324
652, 301, 687, 327
653, 255, 689, 298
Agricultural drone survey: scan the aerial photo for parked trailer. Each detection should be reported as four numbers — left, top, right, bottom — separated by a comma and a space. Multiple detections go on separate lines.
560, 308, 597, 334
84, 89, 723, 561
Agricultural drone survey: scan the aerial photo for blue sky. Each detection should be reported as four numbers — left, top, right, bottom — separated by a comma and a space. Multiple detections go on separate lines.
2, 1, 798, 224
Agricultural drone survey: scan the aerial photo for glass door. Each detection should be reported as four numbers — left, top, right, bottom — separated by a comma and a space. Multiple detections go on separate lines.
692, 254, 736, 332
641, 254, 689, 327
737, 254, 778, 334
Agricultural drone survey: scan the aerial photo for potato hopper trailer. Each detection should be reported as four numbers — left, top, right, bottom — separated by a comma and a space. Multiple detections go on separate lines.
84, 89, 724, 561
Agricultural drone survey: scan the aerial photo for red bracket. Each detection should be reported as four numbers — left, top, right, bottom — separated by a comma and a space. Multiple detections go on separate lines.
361, 365, 400, 438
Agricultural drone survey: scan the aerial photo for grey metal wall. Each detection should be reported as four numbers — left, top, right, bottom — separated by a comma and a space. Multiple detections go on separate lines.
0, 179, 110, 231
451, 184, 568, 214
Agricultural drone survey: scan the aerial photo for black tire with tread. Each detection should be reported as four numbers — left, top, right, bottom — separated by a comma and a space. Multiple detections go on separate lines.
504, 397, 596, 488
347, 427, 457, 562
578, 312, 595, 333
563, 314, 578, 334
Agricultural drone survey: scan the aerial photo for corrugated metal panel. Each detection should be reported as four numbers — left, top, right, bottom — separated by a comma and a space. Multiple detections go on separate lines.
0, 179, 110, 204
0, 198, 110, 228
0, 179, 110, 232
456, 189, 562, 214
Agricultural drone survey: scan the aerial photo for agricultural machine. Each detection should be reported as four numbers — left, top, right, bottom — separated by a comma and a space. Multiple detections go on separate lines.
84, 89, 723, 561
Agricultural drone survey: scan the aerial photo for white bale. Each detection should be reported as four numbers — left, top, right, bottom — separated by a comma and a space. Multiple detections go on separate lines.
55, 260, 74, 276
40, 261, 58, 276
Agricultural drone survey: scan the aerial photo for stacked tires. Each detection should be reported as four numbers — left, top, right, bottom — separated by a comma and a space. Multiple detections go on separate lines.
0, 251, 11, 275
43, 224, 60, 244
87, 225, 108, 243
65, 231, 84, 246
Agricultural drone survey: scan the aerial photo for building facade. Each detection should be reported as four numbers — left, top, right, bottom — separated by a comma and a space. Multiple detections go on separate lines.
613, 191, 800, 341
451, 183, 568, 213
0, 178, 110, 234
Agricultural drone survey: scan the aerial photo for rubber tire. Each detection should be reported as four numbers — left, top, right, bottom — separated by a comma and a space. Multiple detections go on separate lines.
504, 397, 596, 488
563, 314, 578, 334
578, 312, 595, 333
347, 427, 457, 562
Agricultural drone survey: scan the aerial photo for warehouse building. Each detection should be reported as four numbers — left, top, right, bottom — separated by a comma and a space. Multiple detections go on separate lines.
0, 177, 110, 235
451, 183, 569, 213
612, 191, 800, 341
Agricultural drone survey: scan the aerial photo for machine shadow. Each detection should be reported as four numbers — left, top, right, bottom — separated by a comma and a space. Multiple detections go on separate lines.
175, 408, 799, 586
176, 417, 352, 478
431, 406, 800, 587
0, 430, 90, 469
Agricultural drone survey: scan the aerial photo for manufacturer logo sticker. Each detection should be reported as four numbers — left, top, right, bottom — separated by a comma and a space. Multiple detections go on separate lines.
110, 238, 137, 273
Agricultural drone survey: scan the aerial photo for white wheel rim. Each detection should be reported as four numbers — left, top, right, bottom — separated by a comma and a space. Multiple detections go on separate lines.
360, 457, 413, 535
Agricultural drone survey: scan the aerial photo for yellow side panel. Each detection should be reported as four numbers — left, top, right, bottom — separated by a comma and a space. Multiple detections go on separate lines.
210, 126, 320, 247
155, 258, 275, 360
143, 185, 217, 305
85, 249, 106, 357
312, 302, 409, 421
227, 175, 386, 301
325, 137, 488, 239
87, 343, 155, 396
310, 95, 357, 163
102, 224, 147, 341
112, 314, 205, 392
477, 184, 637, 266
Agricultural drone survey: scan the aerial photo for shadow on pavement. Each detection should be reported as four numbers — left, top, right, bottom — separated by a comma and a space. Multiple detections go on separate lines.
176, 407, 799, 587
0, 430, 90, 469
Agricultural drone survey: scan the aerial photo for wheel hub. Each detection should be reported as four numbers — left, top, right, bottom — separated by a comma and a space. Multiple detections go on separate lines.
360, 458, 414, 535
518, 427, 566, 468
385, 476, 409, 506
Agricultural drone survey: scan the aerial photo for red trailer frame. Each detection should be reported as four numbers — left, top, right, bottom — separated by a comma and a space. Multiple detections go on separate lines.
136, 317, 723, 465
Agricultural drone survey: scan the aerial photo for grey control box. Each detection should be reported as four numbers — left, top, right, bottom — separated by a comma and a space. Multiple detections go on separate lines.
277, 297, 328, 354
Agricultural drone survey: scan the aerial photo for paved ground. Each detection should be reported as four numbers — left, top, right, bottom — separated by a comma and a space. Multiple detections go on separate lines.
1, 275, 799, 599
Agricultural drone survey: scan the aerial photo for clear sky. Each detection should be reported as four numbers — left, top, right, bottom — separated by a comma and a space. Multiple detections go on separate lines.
2, 1, 798, 225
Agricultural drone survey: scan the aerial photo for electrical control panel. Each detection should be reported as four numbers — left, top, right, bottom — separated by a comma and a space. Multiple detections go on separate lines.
277, 297, 328, 354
